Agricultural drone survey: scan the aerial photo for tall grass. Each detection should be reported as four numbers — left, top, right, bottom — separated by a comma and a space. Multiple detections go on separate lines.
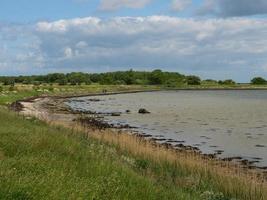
0, 108, 204, 200
67, 121, 267, 200
27, 107, 267, 200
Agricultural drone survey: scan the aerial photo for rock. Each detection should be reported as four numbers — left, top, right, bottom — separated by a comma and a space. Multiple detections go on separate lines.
111, 112, 121, 116
215, 150, 224, 155
88, 98, 101, 102
255, 144, 266, 148
240, 159, 250, 165
126, 110, 131, 113
138, 108, 150, 114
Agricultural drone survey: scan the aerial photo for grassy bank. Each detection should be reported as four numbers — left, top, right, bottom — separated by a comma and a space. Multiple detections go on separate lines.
2, 83, 267, 106
0, 108, 207, 200
0, 84, 160, 105
1, 108, 266, 200
1, 85, 267, 200
74, 123, 267, 200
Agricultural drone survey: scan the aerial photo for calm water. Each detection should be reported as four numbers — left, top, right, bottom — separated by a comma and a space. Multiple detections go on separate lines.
67, 90, 267, 167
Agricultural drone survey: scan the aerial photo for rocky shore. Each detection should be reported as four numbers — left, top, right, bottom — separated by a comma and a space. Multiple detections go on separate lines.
11, 93, 267, 179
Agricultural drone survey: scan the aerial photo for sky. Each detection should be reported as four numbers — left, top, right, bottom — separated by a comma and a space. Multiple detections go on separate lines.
1, 0, 267, 82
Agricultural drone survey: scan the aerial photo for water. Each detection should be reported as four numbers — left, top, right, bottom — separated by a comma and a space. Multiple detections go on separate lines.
66, 90, 267, 167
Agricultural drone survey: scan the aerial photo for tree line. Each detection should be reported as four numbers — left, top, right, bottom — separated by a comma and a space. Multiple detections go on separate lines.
1, 69, 265, 86
0, 70, 192, 86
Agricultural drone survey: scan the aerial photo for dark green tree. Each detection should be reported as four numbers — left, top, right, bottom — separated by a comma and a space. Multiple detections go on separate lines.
186, 76, 201, 85
219, 79, 236, 85
149, 69, 164, 85
251, 77, 266, 85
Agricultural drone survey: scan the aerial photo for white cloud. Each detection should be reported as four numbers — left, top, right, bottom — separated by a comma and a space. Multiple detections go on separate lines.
31, 16, 267, 81
2, 16, 267, 81
171, 0, 192, 12
64, 47, 73, 58
99, 0, 151, 11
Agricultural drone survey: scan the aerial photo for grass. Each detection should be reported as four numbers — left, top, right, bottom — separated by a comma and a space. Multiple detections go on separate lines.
1, 82, 267, 105
0, 84, 160, 105
1, 84, 267, 199
0, 108, 204, 200
72, 124, 267, 200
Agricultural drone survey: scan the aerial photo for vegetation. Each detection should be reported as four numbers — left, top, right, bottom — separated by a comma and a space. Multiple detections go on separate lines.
0, 70, 187, 86
0, 109, 203, 200
0, 84, 160, 105
2, 70, 267, 89
1, 72, 267, 199
186, 75, 201, 85
251, 77, 267, 85
218, 79, 236, 85
1, 107, 265, 200
83, 123, 266, 200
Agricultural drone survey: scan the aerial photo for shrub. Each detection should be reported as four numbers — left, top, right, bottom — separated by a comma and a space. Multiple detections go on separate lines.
186, 76, 201, 85
251, 77, 266, 85
8, 86, 15, 91
218, 79, 235, 85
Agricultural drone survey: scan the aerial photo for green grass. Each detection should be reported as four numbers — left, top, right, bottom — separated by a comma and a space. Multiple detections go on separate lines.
0, 84, 160, 106
1, 84, 265, 199
0, 91, 41, 105
0, 108, 204, 200
1, 83, 267, 106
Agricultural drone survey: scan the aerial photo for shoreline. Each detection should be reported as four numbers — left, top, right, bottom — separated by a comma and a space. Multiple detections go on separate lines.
12, 91, 267, 180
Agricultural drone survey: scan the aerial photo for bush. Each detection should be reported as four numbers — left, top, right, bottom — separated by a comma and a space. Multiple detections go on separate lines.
186, 76, 201, 85
8, 86, 15, 91
58, 78, 68, 86
251, 77, 266, 85
218, 79, 235, 85
3, 78, 15, 86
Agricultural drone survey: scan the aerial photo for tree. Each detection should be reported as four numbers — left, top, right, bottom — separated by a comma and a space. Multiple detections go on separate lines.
67, 72, 85, 85
149, 69, 164, 85
218, 79, 236, 85
251, 77, 266, 85
58, 78, 68, 85
3, 78, 15, 86
186, 76, 201, 85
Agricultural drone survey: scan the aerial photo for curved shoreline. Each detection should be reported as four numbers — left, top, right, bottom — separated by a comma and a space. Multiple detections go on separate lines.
11, 91, 267, 180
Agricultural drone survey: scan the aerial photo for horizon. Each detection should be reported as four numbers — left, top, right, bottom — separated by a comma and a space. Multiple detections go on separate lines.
1, 0, 267, 82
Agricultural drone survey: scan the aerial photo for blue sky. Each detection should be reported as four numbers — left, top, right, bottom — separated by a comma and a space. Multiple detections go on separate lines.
0, 0, 203, 22
1, 0, 267, 82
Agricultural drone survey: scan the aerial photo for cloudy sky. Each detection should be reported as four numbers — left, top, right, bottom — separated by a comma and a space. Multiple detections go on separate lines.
1, 0, 267, 82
